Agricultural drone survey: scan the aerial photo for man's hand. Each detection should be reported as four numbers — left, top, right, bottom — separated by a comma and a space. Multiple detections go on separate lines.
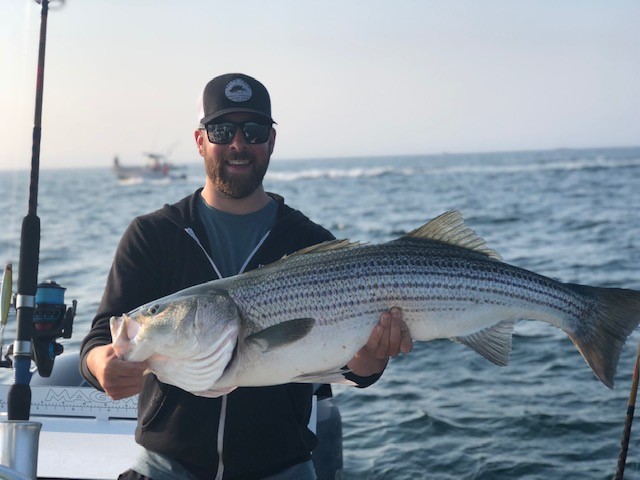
347, 307, 413, 377
86, 344, 148, 400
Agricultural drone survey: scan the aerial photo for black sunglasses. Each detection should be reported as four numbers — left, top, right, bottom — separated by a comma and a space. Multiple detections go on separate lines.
204, 121, 271, 145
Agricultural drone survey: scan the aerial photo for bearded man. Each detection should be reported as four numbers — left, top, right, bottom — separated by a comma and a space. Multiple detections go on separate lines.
80, 73, 412, 480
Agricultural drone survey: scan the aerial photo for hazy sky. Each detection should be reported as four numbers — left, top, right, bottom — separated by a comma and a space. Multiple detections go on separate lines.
1, 0, 639, 171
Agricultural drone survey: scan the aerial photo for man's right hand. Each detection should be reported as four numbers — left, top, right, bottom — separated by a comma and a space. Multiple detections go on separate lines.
86, 344, 148, 400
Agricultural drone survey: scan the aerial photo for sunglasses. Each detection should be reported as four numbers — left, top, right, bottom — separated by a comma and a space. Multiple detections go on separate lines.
204, 121, 272, 145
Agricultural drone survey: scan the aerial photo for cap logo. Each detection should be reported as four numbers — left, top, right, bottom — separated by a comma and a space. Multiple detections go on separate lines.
225, 78, 252, 103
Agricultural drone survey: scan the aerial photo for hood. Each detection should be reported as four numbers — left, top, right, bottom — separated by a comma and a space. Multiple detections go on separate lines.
155, 189, 332, 263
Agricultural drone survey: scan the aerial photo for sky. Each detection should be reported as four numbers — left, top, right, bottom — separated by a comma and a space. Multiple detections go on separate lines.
1, 0, 639, 171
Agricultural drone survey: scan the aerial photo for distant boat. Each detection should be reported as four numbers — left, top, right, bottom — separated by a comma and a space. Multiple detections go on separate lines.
112, 153, 187, 181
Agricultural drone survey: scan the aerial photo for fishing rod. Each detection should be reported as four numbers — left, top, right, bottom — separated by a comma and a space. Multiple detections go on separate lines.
7, 0, 70, 421
615, 339, 640, 479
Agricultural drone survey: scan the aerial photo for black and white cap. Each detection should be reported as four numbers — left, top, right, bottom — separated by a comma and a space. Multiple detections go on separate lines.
199, 73, 275, 126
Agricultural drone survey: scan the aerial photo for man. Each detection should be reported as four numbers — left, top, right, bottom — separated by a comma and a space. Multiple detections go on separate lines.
80, 73, 413, 480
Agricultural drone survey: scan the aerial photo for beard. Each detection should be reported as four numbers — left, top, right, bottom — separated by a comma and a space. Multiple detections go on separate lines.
205, 150, 269, 199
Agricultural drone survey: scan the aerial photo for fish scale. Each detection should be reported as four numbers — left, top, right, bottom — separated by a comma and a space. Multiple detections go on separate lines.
112, 211, 640, 396
229, 241, 581, 334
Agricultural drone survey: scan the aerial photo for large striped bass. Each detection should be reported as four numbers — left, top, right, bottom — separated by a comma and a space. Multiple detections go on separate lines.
110, 211, 640, 397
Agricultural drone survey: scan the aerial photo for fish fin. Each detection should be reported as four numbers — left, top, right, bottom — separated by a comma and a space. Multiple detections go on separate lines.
453, 319, 517, 366
406, 211, 502, 260
292, 370, 358, 386
284, 239, 364, 257
261, 239, 363, 268
563, 284, 640, 389
246, 318, 315, 351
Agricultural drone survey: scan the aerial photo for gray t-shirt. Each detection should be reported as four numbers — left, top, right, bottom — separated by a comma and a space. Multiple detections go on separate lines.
196, 195, 277, 278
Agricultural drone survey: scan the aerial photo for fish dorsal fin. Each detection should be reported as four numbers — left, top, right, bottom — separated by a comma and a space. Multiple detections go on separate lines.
407, 211, 502, 260
286, 239, 363, 257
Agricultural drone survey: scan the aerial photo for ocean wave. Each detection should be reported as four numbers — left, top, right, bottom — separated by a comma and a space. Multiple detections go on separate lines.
267, 155, 640, 182
266, 166, 408, 181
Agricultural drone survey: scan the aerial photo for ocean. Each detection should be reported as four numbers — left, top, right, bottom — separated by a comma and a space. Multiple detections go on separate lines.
1, 146, 640, 479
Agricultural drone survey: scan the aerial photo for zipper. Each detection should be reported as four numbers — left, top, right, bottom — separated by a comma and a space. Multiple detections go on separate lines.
184, 227, 271, 480
184, 228, 223, 278
214, 395, 228, 480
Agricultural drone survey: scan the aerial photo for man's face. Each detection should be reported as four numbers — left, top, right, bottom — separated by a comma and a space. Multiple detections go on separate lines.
196, 112, 276, 199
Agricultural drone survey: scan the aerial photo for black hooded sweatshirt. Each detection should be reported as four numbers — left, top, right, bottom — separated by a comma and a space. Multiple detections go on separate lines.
80, 189, 379, 479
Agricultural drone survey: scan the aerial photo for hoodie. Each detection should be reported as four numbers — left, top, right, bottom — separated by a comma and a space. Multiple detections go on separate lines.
80, 189, 378, 479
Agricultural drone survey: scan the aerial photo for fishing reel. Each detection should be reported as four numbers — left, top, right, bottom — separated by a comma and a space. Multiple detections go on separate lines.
1, 280, 77, 375
31, 280, 76, 377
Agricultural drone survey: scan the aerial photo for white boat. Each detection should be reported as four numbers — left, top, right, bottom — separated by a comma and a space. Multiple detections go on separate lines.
0, 353, 139, 479
0, 350, 343, 479
112, 153, 187, 181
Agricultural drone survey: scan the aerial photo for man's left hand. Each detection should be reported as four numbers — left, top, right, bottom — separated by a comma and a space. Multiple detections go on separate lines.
347, 307, 413, 377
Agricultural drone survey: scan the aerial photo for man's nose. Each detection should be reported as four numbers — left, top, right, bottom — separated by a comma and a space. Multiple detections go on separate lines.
228, 128, 247, 149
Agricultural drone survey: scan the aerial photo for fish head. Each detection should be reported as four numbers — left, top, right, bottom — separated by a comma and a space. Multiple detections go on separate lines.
110, 288, 242, 392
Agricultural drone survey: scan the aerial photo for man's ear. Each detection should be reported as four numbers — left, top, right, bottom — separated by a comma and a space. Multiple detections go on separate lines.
194, 129, 206, 157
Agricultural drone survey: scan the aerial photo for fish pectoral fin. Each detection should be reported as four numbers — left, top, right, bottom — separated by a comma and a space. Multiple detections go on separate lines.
292, 369, 358, 386
452, 319, 517, 366
246, 318, 315, 352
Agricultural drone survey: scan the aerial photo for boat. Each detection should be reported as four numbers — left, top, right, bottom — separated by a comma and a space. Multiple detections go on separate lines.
0, 356, 343, 479
112, 153, 187, 181
0, 353, 139, 479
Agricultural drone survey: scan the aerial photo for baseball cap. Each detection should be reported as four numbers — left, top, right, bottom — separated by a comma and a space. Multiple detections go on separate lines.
199, 73, 275, 126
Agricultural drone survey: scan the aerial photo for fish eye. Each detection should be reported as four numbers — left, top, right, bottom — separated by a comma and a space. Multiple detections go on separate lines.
144, 304, 162, 316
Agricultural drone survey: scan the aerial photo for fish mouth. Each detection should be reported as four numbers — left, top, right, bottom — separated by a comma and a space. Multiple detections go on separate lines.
110, 315, 130, 358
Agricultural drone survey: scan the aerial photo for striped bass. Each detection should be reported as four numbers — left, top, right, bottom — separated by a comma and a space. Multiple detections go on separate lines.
110, 211, 640, 397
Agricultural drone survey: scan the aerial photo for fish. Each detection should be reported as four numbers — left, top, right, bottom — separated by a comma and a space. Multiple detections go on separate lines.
110, 211, 640, 397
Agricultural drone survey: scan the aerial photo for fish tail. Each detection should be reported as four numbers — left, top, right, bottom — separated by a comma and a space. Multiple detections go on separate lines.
565, 284, 640, 389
